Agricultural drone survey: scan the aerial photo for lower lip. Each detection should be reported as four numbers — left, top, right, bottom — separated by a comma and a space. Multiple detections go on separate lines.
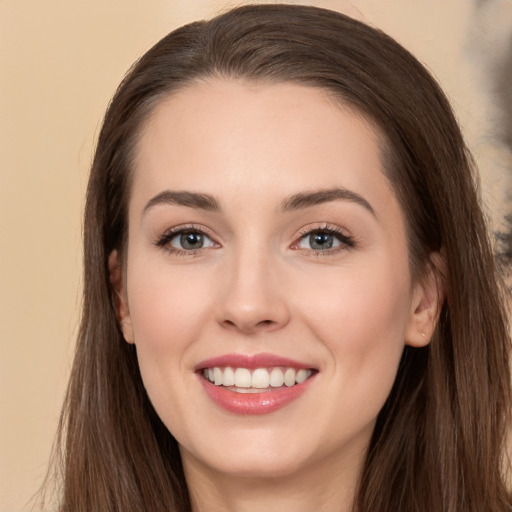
199, 374, 315, 415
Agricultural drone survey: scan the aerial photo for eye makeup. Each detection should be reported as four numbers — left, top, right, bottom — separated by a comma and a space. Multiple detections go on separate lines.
154, 224, 220, 256
153, 221, 357, 258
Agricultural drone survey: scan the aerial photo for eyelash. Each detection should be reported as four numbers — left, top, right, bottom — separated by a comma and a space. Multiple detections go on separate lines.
155, 223, 356, 257
155, 224, 218, 256
293, 224, 356, 256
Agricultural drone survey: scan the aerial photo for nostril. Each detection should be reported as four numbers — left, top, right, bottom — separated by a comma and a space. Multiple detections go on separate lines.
221, 317, 278, 333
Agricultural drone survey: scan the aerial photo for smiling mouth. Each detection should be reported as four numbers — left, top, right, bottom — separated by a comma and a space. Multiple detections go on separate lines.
201, 366, 316, 393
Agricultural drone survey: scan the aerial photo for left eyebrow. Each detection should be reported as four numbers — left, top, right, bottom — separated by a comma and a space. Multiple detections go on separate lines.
280, 187, 376, 217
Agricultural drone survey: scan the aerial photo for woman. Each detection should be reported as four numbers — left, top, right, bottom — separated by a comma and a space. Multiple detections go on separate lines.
42, 4, 512, 511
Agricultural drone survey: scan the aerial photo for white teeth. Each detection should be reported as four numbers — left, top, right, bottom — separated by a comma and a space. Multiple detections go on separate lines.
223, 366, 235, 386
269, 367, 284, 387
296, 368, 309, 384
203, 366, 313, 388
234, 368, 252, 388
213, 367, 223, 386
284, 368, 296, 387
251, 368, 270, 388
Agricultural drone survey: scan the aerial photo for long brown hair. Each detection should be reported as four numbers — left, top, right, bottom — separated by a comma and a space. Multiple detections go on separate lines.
41, 4, 512, 511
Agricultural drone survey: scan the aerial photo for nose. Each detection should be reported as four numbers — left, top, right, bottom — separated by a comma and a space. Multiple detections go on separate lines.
216, 249, 290, 334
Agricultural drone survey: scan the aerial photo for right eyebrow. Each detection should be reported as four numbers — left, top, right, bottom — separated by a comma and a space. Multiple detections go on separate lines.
143, 190, 221, 214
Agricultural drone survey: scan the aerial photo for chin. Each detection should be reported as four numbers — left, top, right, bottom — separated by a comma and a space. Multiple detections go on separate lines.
179, 427, 318, 479
209, 452, 312, 480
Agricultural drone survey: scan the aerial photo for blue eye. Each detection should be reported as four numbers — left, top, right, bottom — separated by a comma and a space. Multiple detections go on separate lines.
169, 231, 209, 251
169, 230, 215, 250
296, 228, 355, 252
156, 226, 218, 254
301, 231, 339, 250
299, 231, 341, 251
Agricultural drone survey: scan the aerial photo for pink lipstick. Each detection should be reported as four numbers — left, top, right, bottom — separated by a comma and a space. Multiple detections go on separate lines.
196, 353, 317, 415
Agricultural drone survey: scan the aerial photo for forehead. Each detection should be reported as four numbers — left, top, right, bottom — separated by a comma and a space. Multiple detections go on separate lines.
131, 79, 396, 217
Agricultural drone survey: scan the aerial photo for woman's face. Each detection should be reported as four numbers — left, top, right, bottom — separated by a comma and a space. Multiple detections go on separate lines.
115, 79, 433, 483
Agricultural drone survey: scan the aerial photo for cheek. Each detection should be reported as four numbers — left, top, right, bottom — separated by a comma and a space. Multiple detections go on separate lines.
127, 260, 211, 350
298, 261, 412, 404
303, 259, 410, 336
124, 261, 213, 442
124, 258, 215, 407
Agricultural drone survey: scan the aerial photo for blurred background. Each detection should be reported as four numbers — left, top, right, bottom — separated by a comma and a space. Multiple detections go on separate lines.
1, 1, 511, 510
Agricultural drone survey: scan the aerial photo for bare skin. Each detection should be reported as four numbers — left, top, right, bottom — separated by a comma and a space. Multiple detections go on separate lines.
110, 79, 441, 511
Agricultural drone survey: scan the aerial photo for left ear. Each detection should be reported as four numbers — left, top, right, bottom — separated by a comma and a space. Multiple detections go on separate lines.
405, 251, 446, 347
108, 249, 135, 344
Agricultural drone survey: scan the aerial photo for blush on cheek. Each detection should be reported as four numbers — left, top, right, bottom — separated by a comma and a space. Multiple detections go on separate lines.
128, 277, 203, 348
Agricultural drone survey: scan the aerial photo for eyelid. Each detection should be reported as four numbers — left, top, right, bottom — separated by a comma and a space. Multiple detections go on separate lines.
290, 223, 356, 253
153, 222, 355, 257
155, 224, 221, 255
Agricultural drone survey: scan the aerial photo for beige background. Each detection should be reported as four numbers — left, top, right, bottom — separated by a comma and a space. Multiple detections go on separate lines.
1, 1, 510, 510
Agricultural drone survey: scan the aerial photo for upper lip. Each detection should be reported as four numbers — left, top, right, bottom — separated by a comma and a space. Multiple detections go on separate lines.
194, 352, 316, 371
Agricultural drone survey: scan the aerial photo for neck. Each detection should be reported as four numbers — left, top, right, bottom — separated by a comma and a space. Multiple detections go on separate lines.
182, 444, 365, 512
